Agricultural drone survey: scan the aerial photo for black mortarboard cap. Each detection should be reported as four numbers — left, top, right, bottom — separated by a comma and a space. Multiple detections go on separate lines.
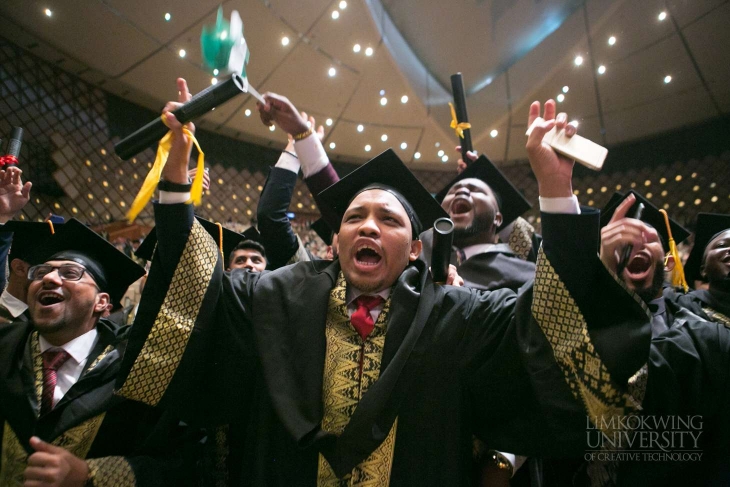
28, 219, 145, 307
135, 217, 247, 266
3, 219, 65, 261
434, 155, 532, 230
685, 213, 730, 283
317, 149, 448, 237
240, 226, 261, 243
600, 190, 690, 250
310, 218, 333, 246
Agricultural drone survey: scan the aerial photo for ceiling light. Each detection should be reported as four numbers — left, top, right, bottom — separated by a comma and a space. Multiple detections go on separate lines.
574, 55, 583, 66
664, 75, 672, 84
325, 118, 333, 126
365, 47, 374, 56
441, 155, 449, 163
597, 65, 606, 74
414, 152, 421, 159
381, 134, 388, 142
562, 85, 569, 93
557, 94, 565, 102
400, 142, 407, 149
331, 10, 340, 20
608, 36, 616, 46
339, 0, 347, 8
357, 124, 364, 132
164, 12, 171, 21
401, 95, 408, 104
658, 11, 667, 21
435, 142, 440, 148
365, 144, 371, 152
437, 150, 445, 157
379, 89, 386, 96
570, 120, 579, 128
213, 68, 219, 75
490, 130, 498, 138
269, 125, 275, 132
178, 49, 186, 58
353, 43, 361, 53
380, 97, 387, 106
44, 8, 52, 17
328, 67, 336, 77
281, 36, 290, 46
211, 77, 218, 85
329, 142, 336, 149
245, 109, 251, 117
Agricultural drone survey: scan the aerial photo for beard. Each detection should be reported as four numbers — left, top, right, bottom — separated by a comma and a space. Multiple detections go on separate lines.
453, 211, 496, 244
635, 265, 667, 304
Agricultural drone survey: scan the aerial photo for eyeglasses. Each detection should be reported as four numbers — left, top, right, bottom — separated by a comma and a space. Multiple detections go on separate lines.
28, 264, 88, 282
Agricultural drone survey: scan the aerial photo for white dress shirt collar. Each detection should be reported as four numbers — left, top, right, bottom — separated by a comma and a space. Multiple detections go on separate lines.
0, 290, 28, 318
39, 327, 98, 365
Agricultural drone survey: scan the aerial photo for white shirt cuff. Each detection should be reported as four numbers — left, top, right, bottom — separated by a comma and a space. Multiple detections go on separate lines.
158, 190, 190, 204
293, 134, 329, 179
275, 150, 301, 174
498, 453, 527, 477
539, 195, 580, 214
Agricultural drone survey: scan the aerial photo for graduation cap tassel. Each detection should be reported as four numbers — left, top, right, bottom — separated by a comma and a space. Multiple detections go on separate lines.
126, 116, 205, 223
214, 222, 224, 255
44, 219, 55, 234
659, 208, 688, 292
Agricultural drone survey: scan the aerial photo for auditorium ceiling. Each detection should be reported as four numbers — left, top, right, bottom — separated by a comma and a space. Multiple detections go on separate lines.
1, 0, 727, 168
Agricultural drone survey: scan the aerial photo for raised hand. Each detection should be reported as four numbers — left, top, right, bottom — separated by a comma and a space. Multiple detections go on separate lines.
24, 436, 89, 487
256, 93, 309, 137
525, 100, 577, 198
0, 166, 32, 223
599, 193, 659, 273
454, 145, 477, 175
160, 78, 194, 185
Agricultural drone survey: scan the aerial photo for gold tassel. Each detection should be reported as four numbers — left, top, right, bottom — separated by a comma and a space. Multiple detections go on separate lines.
126, 115, 205, 223
214, 222, 224, 255
659, 209, 688, 292
43, 219, 55, 234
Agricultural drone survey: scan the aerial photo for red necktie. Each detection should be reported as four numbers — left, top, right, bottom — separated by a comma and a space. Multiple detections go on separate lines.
41, 349, 71, 415
350, 295, 384, 341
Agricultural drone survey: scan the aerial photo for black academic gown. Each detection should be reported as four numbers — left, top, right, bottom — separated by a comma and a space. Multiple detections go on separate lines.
675, 288, 730, 326
0, 319, 200, 486
419, 232, 535, 292
116, 203, 652, 487
257, 167, 305, 269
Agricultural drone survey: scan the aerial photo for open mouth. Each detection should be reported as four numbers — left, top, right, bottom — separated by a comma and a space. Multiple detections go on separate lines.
355, 245, 382, 266
625, 252, 652, 281
37, 291, 64, 307
449, 198, 472, 216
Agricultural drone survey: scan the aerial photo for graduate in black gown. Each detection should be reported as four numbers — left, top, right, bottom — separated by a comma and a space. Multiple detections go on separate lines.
0, 219, 202, 486
422, 154, 536, 293
116, 83, 651, 486
680, 212, 730, 325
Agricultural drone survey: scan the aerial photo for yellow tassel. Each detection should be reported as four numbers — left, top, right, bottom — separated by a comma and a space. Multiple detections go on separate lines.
659, 209, 688, 292
214, 222, 224, 255
126, 115, 205, 223
44, 219, 55, 234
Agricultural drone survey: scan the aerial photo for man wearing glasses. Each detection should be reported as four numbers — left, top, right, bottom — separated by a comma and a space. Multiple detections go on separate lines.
0, 209, 203, 485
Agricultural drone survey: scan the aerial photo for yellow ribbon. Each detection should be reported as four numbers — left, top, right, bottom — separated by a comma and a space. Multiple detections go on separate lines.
126, 115, 206, 223
659, 209, 688, 292
449, 102, 472, 139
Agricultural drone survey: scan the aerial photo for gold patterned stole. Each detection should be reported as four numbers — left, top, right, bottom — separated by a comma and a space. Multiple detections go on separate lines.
317, 273, 397, 487
703, 305, 730, 328
1, 332, 110, 486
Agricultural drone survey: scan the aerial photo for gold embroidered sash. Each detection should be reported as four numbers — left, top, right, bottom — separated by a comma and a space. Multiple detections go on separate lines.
317, 272, 397, 487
